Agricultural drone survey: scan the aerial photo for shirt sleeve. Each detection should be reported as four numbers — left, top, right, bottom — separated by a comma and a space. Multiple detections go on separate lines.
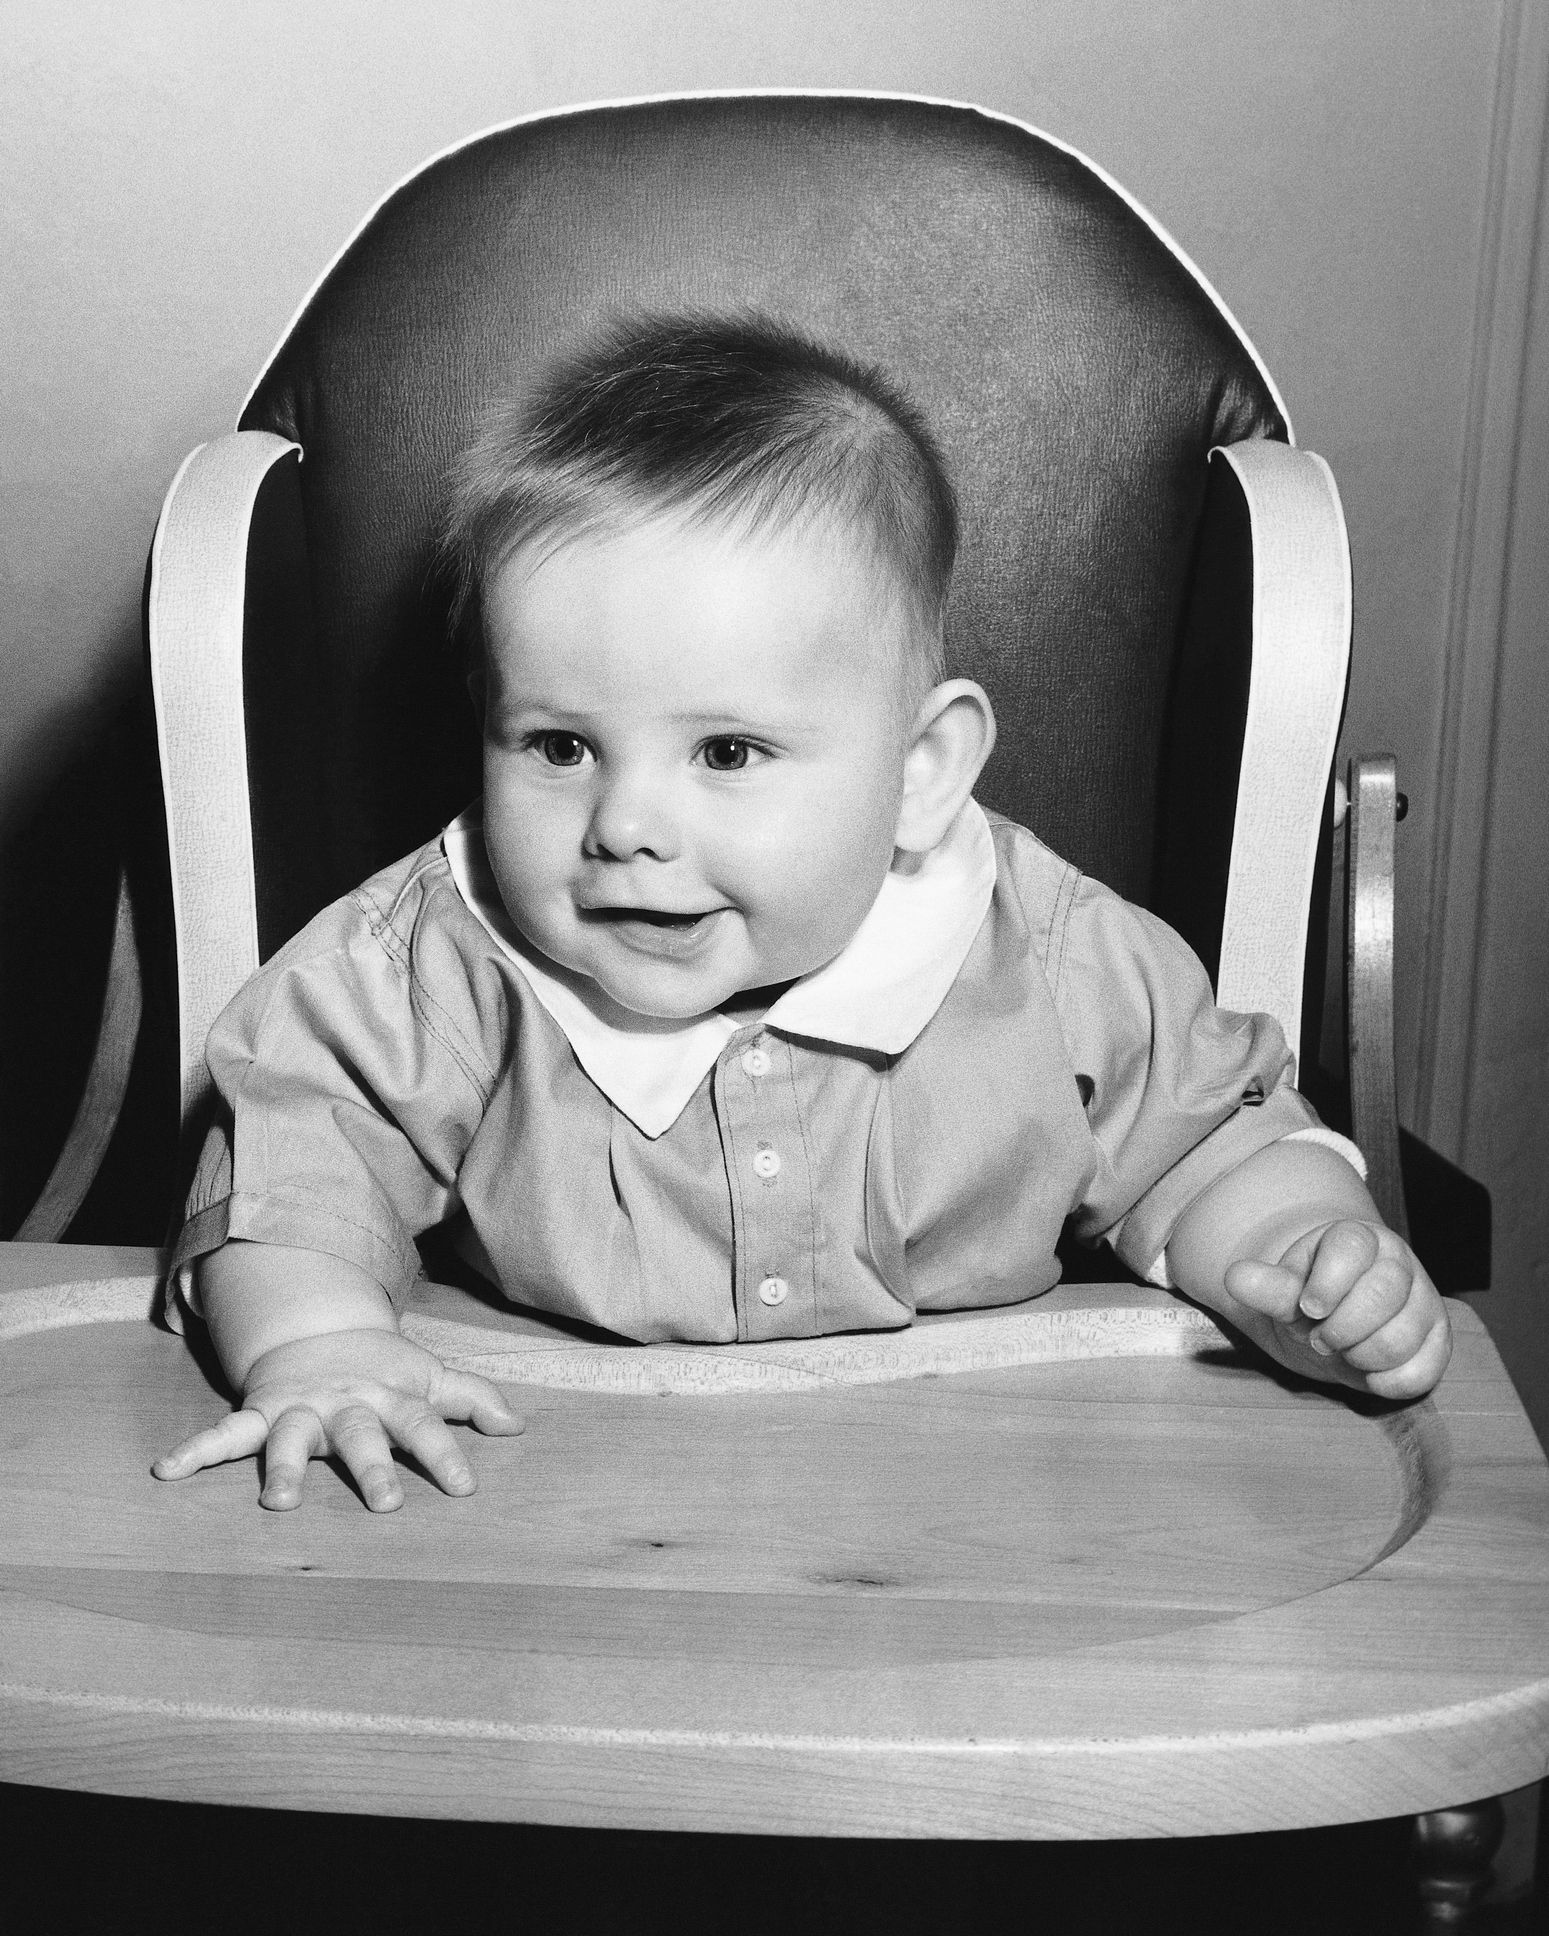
1051, 874, 1322, 1278
167, 865, 499, 1325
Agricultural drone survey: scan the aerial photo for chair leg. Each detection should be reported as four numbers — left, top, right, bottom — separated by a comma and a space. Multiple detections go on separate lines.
1412, 1796, 1506, 1931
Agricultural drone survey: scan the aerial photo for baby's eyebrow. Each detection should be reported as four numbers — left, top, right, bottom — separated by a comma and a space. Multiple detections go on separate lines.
485, 693, 594, 725
665, 709, 772, 728
486, 683, 825, 744
499, 699, 781, 730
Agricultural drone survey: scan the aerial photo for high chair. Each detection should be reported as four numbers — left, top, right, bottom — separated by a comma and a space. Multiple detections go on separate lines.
0, 93, 1536, 1931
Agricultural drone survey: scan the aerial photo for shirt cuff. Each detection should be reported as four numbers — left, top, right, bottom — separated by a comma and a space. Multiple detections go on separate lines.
164, 1190, 423, 1329
1282, 1125, 1368, 1178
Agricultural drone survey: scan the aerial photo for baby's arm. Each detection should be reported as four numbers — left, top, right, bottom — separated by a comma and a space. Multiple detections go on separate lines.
1165, 1139, 1450, 1399
153, 1241, 521, 1511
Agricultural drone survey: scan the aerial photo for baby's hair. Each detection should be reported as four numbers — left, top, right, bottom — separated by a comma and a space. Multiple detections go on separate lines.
441, 313, 957, 693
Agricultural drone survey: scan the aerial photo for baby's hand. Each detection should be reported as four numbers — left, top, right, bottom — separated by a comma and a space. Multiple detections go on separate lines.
1223, 1220, 1451, 1400
153, 1328, 522, 1511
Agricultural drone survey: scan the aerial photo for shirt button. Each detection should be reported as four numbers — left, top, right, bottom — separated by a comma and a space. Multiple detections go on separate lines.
741, 1046, 772, 1078
752, 1146, 782, 1179
758, 1275, 789, 1306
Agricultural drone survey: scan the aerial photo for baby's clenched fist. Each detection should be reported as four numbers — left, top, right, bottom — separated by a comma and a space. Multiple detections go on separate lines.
1223, 1219, 1450, 1400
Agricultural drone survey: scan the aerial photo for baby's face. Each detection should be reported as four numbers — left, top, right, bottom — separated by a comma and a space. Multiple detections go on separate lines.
479, 512, 918, 1019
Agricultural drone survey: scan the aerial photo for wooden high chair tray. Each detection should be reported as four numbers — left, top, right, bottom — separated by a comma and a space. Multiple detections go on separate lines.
1, 1241, 1545, 1839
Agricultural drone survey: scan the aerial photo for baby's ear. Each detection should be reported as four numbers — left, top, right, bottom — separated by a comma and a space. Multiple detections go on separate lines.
894, 680, 997, 854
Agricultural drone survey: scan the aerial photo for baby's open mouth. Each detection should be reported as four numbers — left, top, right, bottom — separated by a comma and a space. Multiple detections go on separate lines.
583, 907, 712, 927
580, 905, 723, 957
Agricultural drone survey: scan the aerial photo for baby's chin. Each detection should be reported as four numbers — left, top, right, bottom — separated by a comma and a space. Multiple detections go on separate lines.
582, 946, 811, 1026
586, 966, 765, 1025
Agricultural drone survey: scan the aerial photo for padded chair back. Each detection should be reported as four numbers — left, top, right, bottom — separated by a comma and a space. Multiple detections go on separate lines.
235, 93, 1287, 959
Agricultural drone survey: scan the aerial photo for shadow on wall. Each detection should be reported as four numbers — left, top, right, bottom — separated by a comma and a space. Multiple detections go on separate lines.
0, 623, 179, 1246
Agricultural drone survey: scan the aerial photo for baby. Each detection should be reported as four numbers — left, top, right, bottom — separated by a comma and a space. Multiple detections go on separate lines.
155, 315, 1450, 1513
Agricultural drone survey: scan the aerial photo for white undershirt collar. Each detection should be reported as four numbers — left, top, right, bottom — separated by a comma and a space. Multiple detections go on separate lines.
443, 799, 997, 1138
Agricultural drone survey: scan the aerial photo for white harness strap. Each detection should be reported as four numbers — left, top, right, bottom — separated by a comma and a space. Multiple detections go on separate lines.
1213, 441, 1352, 1077
147, 431, 301, 1124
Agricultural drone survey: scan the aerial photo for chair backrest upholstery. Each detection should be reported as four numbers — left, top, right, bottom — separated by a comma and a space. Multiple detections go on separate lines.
237, 92, 1286, 959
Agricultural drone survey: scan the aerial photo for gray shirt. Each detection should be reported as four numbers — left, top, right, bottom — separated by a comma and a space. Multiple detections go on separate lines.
172, 803, 1320, 1343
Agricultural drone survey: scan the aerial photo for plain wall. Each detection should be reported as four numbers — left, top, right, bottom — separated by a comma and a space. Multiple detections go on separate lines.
3, 3, 1544, 1430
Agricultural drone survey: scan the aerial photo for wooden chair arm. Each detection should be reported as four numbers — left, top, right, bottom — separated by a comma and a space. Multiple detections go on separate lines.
1345, 754, 1409, 1236
13, 864, 142, 1241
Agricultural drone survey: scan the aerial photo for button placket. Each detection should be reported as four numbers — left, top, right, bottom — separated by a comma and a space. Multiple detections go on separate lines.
715, 1033, 816, 1341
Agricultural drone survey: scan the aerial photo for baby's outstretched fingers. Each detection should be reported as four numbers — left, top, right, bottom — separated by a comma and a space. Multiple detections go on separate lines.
260, 1404, 332, 1512
425, 1365, 524, 1437
326, 1401, 409, 1513
152, 1408, 270, 1482
375, 1393, 477, 1497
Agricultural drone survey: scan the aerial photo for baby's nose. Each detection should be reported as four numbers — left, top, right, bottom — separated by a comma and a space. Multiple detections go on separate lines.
583, 768, 682, 862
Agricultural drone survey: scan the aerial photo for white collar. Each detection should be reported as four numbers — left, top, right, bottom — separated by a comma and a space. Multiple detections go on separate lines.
443, 799, 996, 1139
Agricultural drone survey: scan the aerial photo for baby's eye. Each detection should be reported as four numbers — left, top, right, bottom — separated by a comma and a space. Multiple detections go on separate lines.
532, 731, 591, 768
700, 737, 755, 772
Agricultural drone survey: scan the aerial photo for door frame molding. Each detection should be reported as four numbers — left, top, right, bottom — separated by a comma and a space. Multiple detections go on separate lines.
1416, 0, 1549, 1155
